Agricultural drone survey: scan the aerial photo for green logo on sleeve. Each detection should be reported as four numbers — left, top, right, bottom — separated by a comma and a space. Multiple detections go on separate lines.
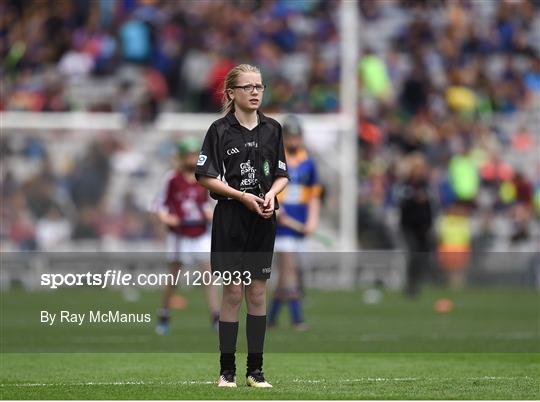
263, 160, 270, 176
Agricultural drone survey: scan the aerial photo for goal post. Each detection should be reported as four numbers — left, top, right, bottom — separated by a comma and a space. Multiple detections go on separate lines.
339, 0, 360, 251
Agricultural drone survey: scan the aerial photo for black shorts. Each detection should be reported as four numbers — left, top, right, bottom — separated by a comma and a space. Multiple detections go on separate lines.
211, 200, 276, 280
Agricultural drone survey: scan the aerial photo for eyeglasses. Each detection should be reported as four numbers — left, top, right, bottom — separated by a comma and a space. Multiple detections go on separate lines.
231, 84, 267, 93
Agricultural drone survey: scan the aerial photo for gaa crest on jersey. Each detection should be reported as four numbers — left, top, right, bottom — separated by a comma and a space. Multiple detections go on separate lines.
197, 154, 207, 166
263, 160, 270, 176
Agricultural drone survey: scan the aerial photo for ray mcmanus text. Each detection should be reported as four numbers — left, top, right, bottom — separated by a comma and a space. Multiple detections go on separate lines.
41, 310, 152, 326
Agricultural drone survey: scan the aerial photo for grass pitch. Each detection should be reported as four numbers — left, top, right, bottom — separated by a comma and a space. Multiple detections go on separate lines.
1, 286, 539, 399
1, 353, 538, 399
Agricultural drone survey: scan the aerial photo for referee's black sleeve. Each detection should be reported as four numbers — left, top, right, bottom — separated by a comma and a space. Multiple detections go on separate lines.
195, 123, 221, 181
274, 123, 289, 179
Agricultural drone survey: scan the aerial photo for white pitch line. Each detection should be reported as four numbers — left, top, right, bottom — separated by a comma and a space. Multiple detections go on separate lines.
294, 376, 532, 383
292, 378, 418, 383
1, 376, 532, 388
0, 380, 215, 387
342, 378, 418, 382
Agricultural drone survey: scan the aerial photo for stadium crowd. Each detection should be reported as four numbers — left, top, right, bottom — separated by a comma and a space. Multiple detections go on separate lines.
1, 0, 339, 115
1, 0, 539, 252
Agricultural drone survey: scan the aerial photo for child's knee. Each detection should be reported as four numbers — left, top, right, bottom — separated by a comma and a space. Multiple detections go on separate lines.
223, 285, 243, 307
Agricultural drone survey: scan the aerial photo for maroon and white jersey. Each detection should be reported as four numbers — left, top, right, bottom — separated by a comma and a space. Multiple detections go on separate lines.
152, 170, 209, 237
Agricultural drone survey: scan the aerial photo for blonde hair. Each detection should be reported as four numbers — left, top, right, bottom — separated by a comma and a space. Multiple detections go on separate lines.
221, 64, 261, 115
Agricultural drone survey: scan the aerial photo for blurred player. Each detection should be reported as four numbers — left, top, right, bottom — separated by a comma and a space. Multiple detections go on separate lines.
269, 115, 321, 331
399, 153, 434, 297
152, 137, 219, 335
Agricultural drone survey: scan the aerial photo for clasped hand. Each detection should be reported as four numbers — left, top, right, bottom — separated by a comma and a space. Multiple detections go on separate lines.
240, 191, 275, 219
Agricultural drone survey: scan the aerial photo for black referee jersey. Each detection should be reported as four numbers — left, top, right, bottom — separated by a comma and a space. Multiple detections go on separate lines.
195, 111, 289, 279
195, 111, 289, 200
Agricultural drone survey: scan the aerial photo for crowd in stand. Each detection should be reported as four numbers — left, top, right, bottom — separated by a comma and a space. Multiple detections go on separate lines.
1, 134, 163, 250
354, 0, 539, 249
1, 0, 539, 250
1, 0, 339, 115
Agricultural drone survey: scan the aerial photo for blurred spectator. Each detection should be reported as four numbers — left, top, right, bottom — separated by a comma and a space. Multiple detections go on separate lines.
7, 191, 37, 251
359, 48, 392, 101
58, 39, 95, 83
114, 80, 137, 120
399, 66, 429, 116
437, 202, 472, 289
511, 125, 535, 152
480, 152, 514, 187
72, 206, 100, 240
119, 16, 151, 63
448, 145, 479, 205
23, 156, 58, 219
116, 192, 153, 240
35, 205, 72, 250
398, 153, 434, 297
508, 171, 534, 242
534, 183, 540, 218
68, 141, 111, 208
523, 58, 540, 92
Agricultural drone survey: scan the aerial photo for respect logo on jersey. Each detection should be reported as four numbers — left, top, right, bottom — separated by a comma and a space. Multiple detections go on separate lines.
278, 160, 287, 171
197, 154, 207, 166
240, 160, 258, 188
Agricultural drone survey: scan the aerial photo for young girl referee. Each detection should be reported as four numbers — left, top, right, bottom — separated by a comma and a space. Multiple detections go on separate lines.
195, 64, 289, 388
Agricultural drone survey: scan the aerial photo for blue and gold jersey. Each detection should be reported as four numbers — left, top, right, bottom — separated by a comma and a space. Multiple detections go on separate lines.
277, 150, 321, 238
